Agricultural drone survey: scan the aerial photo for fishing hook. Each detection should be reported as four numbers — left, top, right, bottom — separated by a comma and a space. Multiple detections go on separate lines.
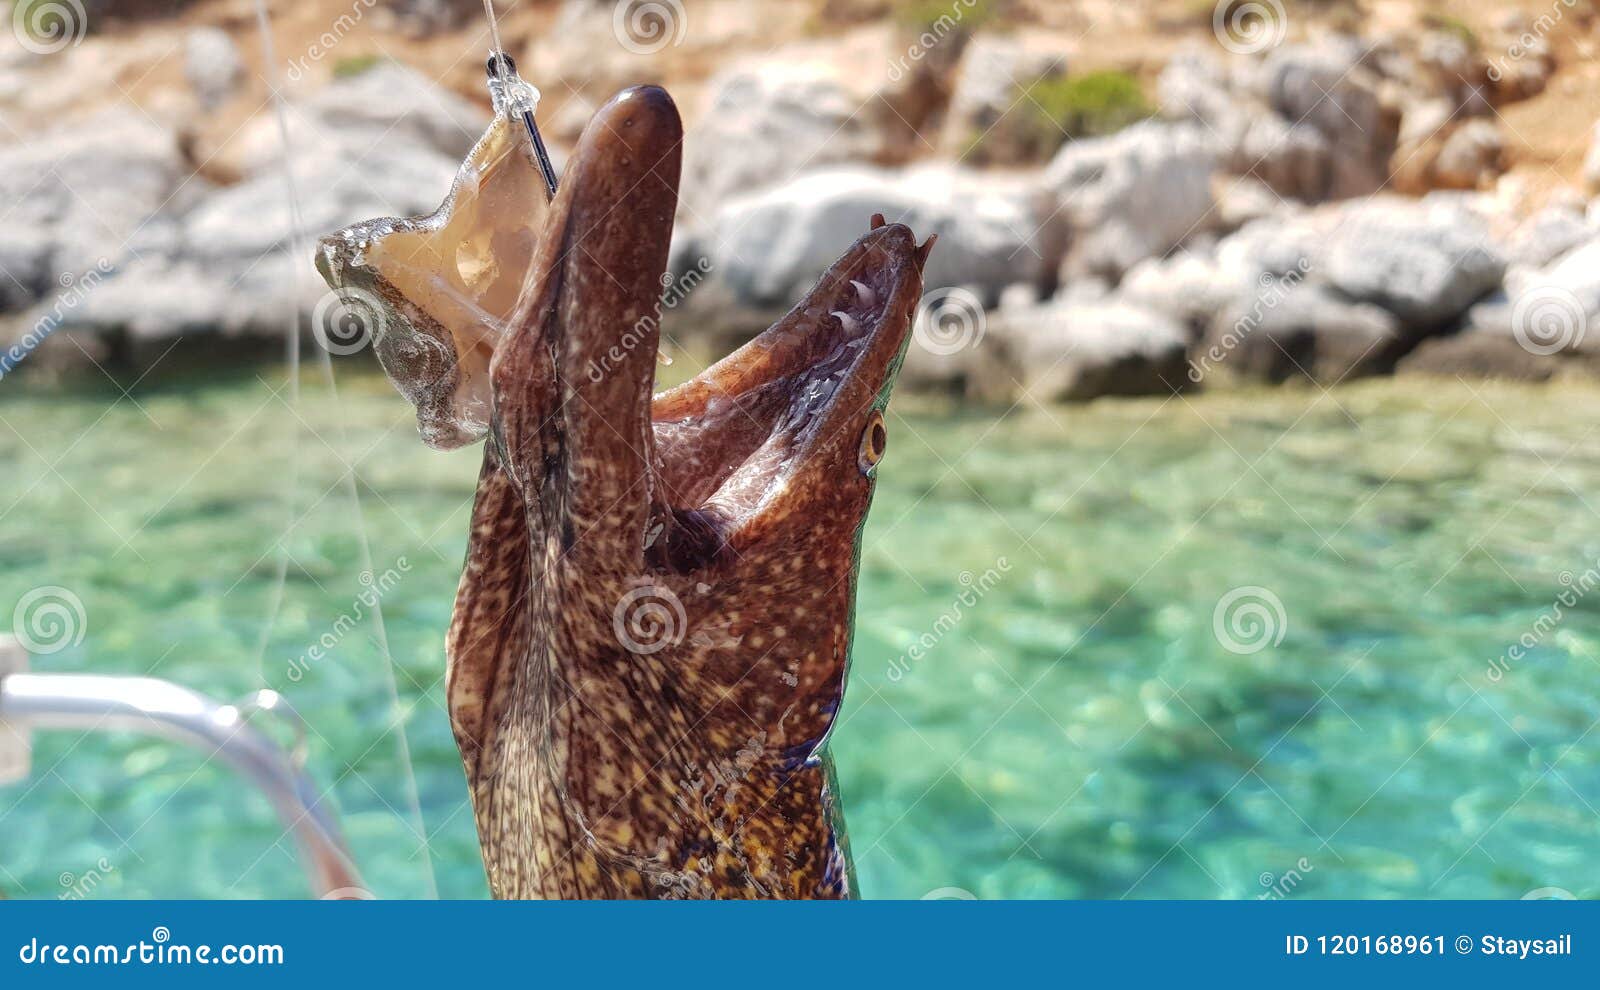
486, 52, 558, 200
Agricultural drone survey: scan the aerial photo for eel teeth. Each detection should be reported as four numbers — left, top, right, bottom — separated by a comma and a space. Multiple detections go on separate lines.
849, 279, 877, 309
831, 310, 860, 336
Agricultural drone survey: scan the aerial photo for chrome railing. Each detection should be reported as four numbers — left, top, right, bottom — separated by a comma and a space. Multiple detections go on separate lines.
0, 636, 365, 898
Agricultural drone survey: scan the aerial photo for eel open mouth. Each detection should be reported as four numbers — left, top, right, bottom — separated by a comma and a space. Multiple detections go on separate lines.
315, 85, 932, 557
651, 216, 932, 533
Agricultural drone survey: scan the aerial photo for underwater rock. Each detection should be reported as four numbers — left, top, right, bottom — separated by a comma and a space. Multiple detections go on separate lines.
680, 60, 890, 219
1253, 40, 1400, 199
1045, 120, 1220, 282
1319, 196, 1505, 328
0, 112, 184, 312
183, 27, 243, 110
985, 298, 1190, 402
57, 133, 460, 343
1159, 38, 1400, 203
219, 63, 484, 181
1396, 118, 1505, 193
1402, 237, 1600, 380
1500, 204, 1597, 270
1117, 208, 1321, 336
678, 164, 1061, 337
1197, 283, 1404, 385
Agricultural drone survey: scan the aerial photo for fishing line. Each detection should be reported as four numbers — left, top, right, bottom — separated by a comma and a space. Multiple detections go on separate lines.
250, 0, 439, 899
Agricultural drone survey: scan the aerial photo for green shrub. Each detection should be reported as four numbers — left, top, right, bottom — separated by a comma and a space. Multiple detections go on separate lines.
1023, 70, 1153, 142
1421, 12, 1478, 48
332, 54, 384, 78
895, 0, 997, 33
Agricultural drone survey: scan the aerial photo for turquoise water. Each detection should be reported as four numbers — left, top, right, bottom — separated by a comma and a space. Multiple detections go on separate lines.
2, 364, 1598, 899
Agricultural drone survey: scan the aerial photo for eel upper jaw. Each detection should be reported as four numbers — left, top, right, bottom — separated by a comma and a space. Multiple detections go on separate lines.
649, 220, 929, 550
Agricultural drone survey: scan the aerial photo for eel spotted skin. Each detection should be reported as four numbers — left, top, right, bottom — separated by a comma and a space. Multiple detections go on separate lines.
317, 85, 934, 898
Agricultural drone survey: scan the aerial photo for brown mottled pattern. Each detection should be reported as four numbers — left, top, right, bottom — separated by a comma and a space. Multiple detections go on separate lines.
318, 86, 933, 899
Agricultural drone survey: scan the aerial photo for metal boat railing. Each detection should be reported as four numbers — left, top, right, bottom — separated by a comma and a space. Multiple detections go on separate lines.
0, 636, 365, 898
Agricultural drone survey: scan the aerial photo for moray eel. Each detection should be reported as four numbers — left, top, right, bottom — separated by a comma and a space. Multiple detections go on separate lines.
316, 86, 934, 898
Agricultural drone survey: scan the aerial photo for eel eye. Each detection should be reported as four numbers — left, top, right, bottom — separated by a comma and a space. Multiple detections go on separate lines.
858, 410, 887, 476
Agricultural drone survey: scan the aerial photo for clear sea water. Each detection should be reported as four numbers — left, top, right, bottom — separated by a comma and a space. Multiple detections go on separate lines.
2, 364, 1597, 900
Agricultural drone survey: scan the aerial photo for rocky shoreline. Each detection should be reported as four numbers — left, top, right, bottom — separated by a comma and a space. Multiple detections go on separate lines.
3, 4, 1598, 401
